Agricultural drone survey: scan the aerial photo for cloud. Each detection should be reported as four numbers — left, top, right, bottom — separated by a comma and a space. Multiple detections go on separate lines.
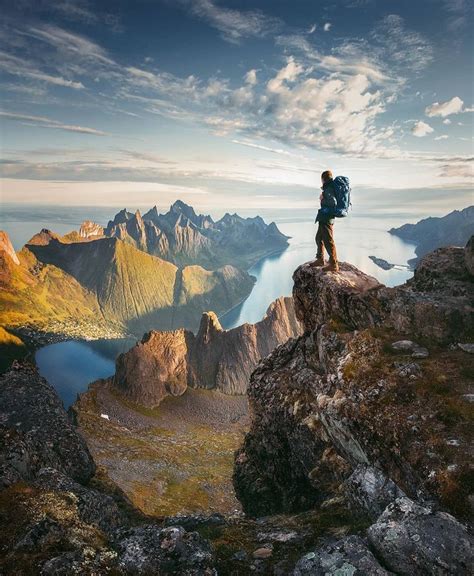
439, 163, 473, 179
183, 0, 282, 43
23, 24, 114, 66
443, 118, 452, 125
434, 135, 449, 140
0, 50, 84, 89
425, 96, 465, 117
231, 139, 296, 156
0, 111, 108, 135
412, 120, 434, 137
244, 69, 257, 85
371, 14, 433, 74
323, 23, 331, 32
441, 0, 469, 31
308, 24, 316, 34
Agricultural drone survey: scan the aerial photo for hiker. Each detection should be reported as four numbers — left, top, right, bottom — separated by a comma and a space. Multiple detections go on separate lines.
314, 170, 351, 272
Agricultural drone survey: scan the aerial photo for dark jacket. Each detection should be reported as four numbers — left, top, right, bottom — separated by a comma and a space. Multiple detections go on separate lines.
316, 179, 336, 224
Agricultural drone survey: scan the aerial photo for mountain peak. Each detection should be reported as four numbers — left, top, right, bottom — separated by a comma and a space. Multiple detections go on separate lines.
170, 200, 198, 223
26, 228, 61, 246
197, 311, 223, 338
0, 230, 19, 265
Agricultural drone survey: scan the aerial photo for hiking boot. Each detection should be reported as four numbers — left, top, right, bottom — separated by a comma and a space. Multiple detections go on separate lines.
312, 256, 325, 267
323, 261, 339, 272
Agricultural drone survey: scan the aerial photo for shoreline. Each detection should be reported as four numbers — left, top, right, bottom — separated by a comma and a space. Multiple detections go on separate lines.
217, 244, 290, 326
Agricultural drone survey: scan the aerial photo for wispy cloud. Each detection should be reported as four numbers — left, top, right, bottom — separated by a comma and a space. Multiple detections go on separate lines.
0, 111, 108, 135
182, 0, 282, 43
0, 50, 84, 89
371, 14, 433, 74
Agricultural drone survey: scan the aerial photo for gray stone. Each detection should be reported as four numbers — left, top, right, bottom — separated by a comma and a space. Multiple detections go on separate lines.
368, 497, 474, 575
344, 465, 406, 520
293, 535, 390, 575
34, 467, 125, 534
116, 524, 216, 575
392, 340, 417, 351
458, 343, 474, 354
412, 347, 429, 359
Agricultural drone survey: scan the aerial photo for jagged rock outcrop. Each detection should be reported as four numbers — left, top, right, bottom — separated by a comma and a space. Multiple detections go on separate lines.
113, 296, 303, 405
234, 241, 474, 572
103, 200, 289, 269
0, 363, 95, 486
0, 363, 217, 575
78, 220, 104, 239
294, 242, 473, 343
0, 230, 19, 265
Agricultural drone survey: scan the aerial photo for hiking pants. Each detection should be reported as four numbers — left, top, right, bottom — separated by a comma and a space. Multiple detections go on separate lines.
316, 222, 337, 263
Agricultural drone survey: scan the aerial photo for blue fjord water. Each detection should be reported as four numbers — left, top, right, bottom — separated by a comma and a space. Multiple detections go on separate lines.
1, 208, 416, 407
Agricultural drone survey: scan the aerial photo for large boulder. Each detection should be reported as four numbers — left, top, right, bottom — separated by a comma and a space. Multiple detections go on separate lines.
293, 262, 383, 332
344, 465, 406, 520
115, 524, 216, 575
0, 363, 95, 487
293, 535, 390, 575
34, 467, 125, 534
368, 497, 474, 575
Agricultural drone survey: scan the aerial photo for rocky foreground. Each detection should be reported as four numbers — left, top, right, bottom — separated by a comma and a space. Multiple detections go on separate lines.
0, 240, 473, 575
234, 239, 474, 573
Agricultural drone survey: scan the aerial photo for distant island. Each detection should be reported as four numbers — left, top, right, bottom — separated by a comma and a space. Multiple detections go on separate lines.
0, 201, 289, 369
389, 205, 474, 266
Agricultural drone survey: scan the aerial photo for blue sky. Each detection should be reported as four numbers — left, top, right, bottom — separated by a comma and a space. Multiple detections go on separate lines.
0, 0, 472, 214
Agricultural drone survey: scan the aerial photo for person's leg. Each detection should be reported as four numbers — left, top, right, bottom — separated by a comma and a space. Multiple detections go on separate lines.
322, 223, 339, 271
314, 223, 325, 265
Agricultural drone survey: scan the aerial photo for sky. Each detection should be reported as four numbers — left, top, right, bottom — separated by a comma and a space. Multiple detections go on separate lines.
0, 0, 473, 215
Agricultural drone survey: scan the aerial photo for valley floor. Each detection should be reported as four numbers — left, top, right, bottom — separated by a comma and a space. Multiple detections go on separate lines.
73, 381, 250, 516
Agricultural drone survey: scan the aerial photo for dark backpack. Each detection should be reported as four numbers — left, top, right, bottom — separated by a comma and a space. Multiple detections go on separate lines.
333, 176, 351, 217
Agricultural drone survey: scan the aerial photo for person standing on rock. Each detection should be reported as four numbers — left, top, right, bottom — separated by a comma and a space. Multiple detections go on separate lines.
314, 170, 339, 272
314, 170, 351, 272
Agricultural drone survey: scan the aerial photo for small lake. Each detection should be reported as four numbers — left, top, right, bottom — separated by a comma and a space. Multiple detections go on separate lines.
35, 339, 136, 408
33, 214, 416, 407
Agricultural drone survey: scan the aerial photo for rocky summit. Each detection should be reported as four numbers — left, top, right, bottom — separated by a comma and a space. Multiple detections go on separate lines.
112, 296, 302, 405
234, 239, 474, 573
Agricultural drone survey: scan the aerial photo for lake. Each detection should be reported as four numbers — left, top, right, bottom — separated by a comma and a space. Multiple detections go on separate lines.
2, 207, 416, 406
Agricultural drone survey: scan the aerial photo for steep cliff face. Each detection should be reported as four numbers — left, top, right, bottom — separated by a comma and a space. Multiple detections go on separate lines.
113, 296, 303, 405
234, 241, 473, 525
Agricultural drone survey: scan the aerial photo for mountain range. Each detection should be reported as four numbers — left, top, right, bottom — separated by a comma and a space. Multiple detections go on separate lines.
0, 229, 254, 342
0, 201, 292, 364
390, 205, 474, 265
79, 200, 289, 269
